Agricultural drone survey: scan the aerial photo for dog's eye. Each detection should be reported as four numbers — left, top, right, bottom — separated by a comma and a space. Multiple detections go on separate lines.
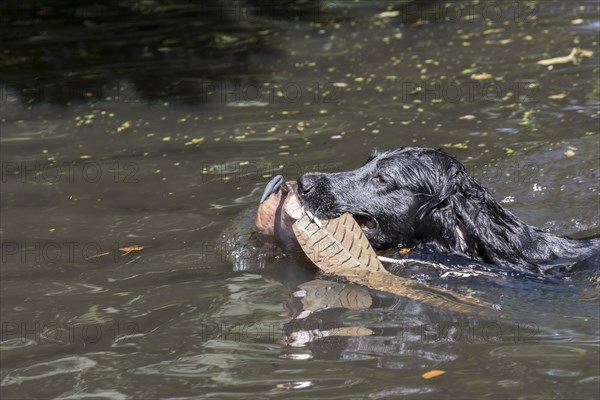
374, 174, 388, 184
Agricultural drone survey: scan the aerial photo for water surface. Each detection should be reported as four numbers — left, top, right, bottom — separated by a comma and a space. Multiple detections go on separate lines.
1, 1, 599, 399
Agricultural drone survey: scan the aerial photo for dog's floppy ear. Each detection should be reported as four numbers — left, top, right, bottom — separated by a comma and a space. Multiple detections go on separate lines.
443, 191, 493, 261
416, 180, 456, 220
415, 153, 462, 220
415, 172, 491, 260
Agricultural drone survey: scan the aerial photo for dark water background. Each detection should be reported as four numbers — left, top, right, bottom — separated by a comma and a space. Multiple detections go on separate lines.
1, 1, 599, 399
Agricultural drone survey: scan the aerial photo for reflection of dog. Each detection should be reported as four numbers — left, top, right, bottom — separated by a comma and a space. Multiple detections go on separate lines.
298, 147, 599, 274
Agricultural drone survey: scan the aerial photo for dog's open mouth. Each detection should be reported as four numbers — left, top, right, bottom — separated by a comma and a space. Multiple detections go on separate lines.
352, 214, 379, 240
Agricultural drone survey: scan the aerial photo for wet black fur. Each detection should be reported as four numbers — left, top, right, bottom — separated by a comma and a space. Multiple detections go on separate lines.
298, 147, 599, 274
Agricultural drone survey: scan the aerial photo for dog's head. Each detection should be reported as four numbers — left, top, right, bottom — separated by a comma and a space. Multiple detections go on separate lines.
298, 147, 477, 250
297, 147, 587, 272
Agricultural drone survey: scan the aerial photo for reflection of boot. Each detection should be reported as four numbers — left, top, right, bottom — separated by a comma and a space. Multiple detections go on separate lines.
293, 279, 373, 318
281, 325, 374, 347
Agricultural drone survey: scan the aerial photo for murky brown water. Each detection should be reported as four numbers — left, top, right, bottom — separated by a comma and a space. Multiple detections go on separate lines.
1, 1, 599, 399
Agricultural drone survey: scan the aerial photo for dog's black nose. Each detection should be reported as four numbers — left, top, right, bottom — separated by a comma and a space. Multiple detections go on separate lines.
297, 174, 315, 195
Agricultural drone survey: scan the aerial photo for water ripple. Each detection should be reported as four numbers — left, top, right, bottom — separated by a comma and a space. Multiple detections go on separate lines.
1, 356, 97, 386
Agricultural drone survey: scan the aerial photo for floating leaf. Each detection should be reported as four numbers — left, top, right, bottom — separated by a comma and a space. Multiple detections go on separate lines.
537, 48, 594, 66
470, 72, 493, 80
377, 10, 399, 18
548, 93, 567, 100
119, 245, 144, 257
410, 19, 428, 28
443, 142, 470, 149
422, 370, 446, 379
116, 121, 131, 133
537, 48, 578, 66
84, 251, 110, 261
184, 137, 204, 146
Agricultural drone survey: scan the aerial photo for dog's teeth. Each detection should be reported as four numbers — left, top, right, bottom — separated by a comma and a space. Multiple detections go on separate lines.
313, 216, 324, 228
293, 289, 307, 297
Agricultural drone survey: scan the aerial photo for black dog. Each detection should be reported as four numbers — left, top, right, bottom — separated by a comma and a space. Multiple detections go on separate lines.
298, 147, 599, 274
